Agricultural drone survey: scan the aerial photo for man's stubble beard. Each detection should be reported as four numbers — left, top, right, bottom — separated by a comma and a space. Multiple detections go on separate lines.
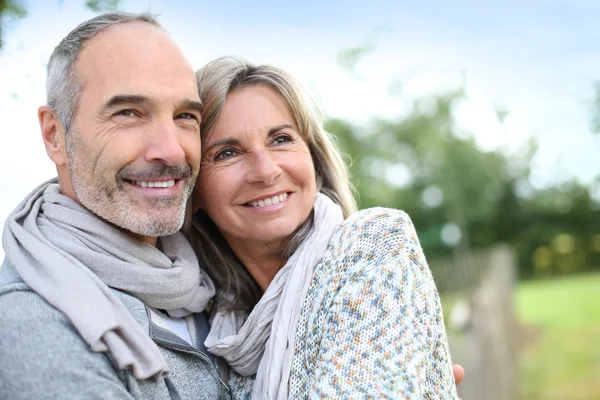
65, 129, 195, 237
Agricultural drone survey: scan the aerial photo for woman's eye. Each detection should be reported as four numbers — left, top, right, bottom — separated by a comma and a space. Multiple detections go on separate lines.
272, 134, 292, 145
214, 148, 238, 161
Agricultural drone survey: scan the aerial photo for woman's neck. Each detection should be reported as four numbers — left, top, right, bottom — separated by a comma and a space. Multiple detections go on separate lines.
227, 239, 287, 291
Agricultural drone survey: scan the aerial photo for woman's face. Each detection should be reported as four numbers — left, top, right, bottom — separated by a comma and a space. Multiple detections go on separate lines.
194, 85, 316, 252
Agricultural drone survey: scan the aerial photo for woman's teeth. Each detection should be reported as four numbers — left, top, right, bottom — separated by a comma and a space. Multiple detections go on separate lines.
248, 193, 288, 207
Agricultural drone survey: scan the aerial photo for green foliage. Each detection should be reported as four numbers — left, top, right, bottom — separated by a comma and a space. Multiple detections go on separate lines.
337, 45, 374, 73
591, 81, 600, 134
0, 0, 122, 50
336, 24, 391, 74
85, 0, 120, 13
514, 182, 600, 278
516, 273, 600, 399
0, 0, 27, 49
0, 0, 26, 17
326, 88, 600, 279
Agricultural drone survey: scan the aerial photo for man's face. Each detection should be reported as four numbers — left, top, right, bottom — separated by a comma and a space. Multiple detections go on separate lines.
63, 22, 201, 243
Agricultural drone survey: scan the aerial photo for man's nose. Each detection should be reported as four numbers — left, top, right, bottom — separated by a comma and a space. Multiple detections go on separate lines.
145, 118, 187, 166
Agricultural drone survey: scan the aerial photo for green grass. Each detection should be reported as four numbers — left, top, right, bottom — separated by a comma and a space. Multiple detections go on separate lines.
516, 272, 600, 400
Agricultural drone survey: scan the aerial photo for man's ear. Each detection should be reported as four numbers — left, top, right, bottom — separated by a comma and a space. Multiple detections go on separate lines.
39, 106, 68, 166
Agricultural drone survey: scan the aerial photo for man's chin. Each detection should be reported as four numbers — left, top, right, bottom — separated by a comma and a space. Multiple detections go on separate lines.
127, 212, 185, 237
95, 206, 184, 239
78, 192, 187, 238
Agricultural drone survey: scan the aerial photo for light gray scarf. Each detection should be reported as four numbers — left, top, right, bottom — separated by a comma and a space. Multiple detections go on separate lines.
2, 178, 215, 380
205, 193, 344, 399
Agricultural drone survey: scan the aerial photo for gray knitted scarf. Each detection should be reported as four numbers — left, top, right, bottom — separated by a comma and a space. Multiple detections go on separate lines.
2, 178, 215, 380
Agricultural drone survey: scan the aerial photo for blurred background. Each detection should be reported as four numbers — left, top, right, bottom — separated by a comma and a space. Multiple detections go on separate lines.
1, 1, 599, 399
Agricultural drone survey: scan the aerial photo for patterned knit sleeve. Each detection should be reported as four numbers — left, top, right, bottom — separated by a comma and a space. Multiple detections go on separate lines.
289, 208, 458, 399
227, 369, 255, 400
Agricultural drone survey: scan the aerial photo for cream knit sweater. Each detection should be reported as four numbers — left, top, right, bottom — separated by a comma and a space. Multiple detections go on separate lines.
226, 208, 457, 399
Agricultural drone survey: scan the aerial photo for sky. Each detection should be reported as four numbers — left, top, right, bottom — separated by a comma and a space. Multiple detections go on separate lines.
1, 0, 600, 256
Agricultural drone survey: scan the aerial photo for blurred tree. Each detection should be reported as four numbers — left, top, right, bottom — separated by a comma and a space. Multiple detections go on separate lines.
0, 0, 121, 50
326, 89, 599, 279
516, 182, 600, 277
84, 0, 120, 13
336, 24, 391, 75
0, 0, 26, 49
337, 45, 374, 74
332, 39, 599, 280
591, 81, 600, 134
329, 90, 526, 254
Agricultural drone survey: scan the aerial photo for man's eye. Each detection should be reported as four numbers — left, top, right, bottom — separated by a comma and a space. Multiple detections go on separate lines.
115, 109, 137, 117
176, 112, 199, 121
214, 148, 238, 161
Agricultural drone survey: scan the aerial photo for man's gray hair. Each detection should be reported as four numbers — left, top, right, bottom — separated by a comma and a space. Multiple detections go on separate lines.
46, 12, 162, 132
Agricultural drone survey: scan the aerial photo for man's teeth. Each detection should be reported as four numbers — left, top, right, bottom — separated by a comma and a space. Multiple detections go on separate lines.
132, 179, 175, 188
249, 193, 288, 207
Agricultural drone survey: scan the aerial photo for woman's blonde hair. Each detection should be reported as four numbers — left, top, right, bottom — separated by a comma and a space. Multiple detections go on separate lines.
190, 56, 357, 311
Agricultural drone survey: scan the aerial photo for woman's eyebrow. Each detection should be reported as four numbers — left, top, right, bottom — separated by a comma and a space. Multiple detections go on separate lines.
267, 124, 295, 136
204, 138, 240, 154
203, 124, 296, 155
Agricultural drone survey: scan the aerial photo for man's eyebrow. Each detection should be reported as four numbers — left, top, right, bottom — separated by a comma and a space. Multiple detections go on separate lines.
177, 99, 203, 115
103, 95, 151, 109
102, 96, 202, 115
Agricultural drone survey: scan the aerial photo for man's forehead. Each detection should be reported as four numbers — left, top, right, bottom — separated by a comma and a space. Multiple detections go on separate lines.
76, 22, 192, 77
82, 21, 168, 53
73, 22, 199, 102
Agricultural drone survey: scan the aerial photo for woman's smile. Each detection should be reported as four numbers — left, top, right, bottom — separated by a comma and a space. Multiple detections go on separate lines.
244, 192, 290, 209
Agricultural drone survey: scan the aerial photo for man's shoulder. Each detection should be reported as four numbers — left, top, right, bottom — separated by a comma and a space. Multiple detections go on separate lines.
0, 257, 26, 291
0, 259, 51, 323
0, 259, 75, 334
0, 258, 148, 330
0, 260, 98, 370
0, 275, 136, 400
0, 259, 140, 399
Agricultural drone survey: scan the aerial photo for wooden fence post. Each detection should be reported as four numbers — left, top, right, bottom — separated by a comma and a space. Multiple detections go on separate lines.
439, 245, 519, 400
